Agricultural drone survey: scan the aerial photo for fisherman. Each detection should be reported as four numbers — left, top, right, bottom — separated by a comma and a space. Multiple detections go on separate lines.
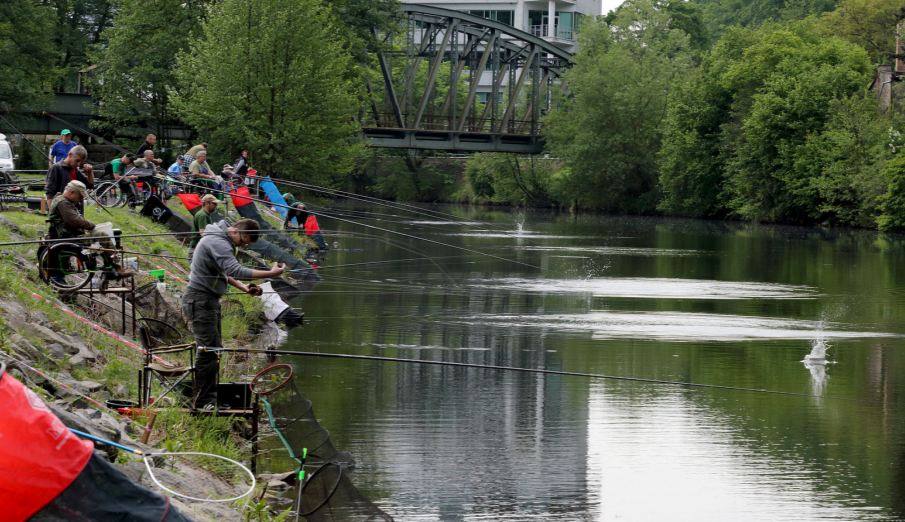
48, 129, 77, 167
185, 142, 208, 162
47, 180, 133, 282
45, 145, 94, 213
281, 193, 309, 230
108, 153, 140, 207
233, 150, 249, 176
133, 149, 157, 169
188, 194, 218, 260
189, 150, 222, 194
183, 219, 285, 410
135, 134, 163, 166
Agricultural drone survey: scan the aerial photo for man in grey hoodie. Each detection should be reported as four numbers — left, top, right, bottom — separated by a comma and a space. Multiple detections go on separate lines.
183, 218, 285, 410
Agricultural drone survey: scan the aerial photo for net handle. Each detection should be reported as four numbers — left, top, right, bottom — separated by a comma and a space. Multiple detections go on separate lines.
298, 462, 343, 516
250, 363, 294, 395
143, 451, 257, 503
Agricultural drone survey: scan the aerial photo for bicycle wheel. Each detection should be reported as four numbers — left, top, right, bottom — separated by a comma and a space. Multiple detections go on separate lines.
137, 318, 184, 348
96, 183, 123, 208
38, 242, 95, 291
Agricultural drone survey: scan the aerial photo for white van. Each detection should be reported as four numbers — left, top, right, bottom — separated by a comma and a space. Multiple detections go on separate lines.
0, 133, 16, 173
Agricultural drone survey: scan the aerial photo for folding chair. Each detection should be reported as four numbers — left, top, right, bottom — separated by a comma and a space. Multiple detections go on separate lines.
138, 319, 195, 407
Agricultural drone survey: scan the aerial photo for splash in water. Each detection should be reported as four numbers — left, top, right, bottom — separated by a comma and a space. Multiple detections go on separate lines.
803, 337, 831, 365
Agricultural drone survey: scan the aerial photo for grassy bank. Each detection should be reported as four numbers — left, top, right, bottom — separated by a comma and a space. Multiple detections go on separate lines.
0, 202, 285, 519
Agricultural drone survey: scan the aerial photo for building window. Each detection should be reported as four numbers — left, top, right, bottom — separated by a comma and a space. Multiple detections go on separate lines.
467, 10, 514, 26
527, 10, 580, 39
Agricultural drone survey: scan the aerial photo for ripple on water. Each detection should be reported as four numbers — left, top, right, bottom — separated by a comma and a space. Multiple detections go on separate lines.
454, 311, 897, 341
470, 277, 819, 300
503, 245, 701, 256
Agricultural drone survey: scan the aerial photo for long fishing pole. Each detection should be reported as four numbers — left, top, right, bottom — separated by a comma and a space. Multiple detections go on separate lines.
204, 348, 877, 404
164, 176, 540, 270
266, 176, 508, 230
0, 113, 114, 217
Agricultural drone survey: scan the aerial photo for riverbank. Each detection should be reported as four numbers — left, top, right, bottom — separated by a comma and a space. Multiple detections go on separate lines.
0, 204, 293, 521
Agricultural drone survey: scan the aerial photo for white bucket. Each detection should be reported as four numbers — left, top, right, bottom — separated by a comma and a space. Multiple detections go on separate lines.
94, 222, 114, 238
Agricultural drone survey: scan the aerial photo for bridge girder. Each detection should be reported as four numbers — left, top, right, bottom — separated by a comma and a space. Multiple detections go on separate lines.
363, 4, 574, 154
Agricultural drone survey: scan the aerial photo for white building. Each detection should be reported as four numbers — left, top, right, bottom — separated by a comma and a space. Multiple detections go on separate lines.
401, 0, 602, 54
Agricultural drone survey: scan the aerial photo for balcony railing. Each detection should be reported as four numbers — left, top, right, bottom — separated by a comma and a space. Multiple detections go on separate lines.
530, 25, 574, 40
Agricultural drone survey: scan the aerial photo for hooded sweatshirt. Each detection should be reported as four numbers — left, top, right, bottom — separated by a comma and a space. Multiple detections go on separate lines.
187, 220, 254, 297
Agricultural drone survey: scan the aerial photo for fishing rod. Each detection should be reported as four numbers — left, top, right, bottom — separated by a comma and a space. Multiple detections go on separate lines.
203, 348, 878, 404
267, 176, 509, 230
164, 176, 541, 270
0, 113, 114, 217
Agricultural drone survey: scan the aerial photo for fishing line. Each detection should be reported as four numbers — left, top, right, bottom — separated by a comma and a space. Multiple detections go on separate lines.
0, 113, 114, 216
204, 348, 882, 404
164, 176, 541, 271
268, 176, 509, 230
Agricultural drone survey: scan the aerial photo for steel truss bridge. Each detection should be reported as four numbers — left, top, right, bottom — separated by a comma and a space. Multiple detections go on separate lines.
363, 4, 574, 154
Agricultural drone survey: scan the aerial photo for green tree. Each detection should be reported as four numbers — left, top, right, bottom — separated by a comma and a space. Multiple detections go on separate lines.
173, 0, 361, 183
660, 22, 877, 224
693, 0, 837, 39
89, 0, 208, 154
0, 0, 58, 108
544, 0, 695, 212
45, 0, 118, 91
464, 153, 560, 206
818, 0, 902, 63
878, 155, 905, 230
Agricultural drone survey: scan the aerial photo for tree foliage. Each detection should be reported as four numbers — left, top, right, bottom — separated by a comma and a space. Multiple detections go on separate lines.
693, 0, 837, 39
0, 0, 58, 109
660, 22, 881, 224
544, 0, 695, 212
45, 0, 118, 91
173, 0, 361, 183
818, 0, 902, 63
465, 153, 561, 206
89, 0, 207, 151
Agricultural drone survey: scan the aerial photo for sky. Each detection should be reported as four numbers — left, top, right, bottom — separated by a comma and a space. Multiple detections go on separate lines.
601, 0, 625, 15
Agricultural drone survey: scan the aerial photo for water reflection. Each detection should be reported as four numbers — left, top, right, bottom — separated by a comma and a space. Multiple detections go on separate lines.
279, 205, 905, 521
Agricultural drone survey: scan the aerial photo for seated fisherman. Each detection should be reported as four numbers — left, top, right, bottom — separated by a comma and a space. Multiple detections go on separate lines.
188, 150, 223, 193
108, 153, 141, 207
281, 193, 309, 230
132, 149, 157, 170
183, 219, 285, 410
48, 181, 134, 281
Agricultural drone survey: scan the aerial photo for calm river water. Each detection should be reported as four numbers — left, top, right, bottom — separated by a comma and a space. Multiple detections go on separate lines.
268, 205, 905, 521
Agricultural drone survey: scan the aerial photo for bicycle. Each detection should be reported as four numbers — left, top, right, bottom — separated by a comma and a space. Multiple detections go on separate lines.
37, 234, 125, 292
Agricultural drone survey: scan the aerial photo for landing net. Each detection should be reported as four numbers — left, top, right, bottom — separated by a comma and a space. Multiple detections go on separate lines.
260, 375, 353, 467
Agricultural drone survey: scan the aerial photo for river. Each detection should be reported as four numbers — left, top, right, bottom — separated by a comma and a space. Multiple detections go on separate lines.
266, 204, 905, 521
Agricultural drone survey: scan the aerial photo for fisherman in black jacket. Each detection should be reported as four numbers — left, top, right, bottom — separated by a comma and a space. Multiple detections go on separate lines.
45, 145, 94, 213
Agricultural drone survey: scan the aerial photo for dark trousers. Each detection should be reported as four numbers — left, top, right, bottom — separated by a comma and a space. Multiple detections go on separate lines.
182, 289, 222, 408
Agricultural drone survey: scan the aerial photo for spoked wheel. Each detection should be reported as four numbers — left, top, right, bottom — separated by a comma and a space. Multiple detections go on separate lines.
38, 242, 96, 291
221, 297, 246, 319
137, 317, 183, 348
96, 183, 125, 208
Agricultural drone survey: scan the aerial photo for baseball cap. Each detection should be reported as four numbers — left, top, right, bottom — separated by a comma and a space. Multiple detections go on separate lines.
176, 155, 185, 161
201, 194, 219, 203
222, 163, 233, 170
61, 129, 71, 136
65, 180, 88, 198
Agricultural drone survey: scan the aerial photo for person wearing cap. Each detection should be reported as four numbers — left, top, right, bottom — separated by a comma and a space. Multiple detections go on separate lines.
45, 145, 94, 214
188, 194, 219, 259
47, 180, 133, 280
49, 130, 77, 166
169, 155, 185, 176
281, 193, 309, 230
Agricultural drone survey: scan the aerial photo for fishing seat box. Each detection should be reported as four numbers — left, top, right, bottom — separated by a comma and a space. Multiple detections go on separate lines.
218, 382, 252, 410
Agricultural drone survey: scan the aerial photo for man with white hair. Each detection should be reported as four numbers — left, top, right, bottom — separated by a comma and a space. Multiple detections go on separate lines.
189, 149, 222, 193
45, 145, 94, 213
